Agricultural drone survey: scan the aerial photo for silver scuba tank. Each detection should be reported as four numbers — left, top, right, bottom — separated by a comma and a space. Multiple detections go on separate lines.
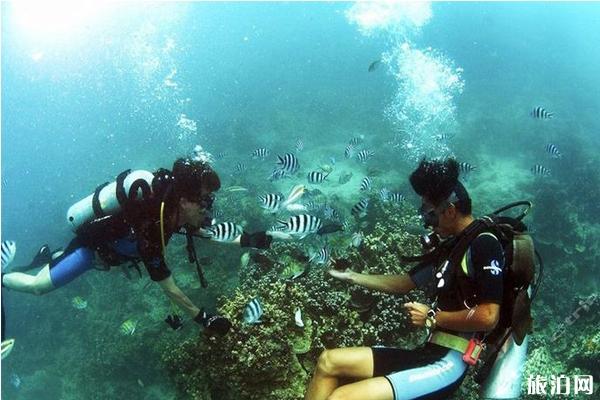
481, 329, 529, 399
66, 170, 155, 232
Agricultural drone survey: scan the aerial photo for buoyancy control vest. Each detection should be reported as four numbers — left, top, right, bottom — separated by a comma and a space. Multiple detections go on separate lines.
402, 201, 543, 384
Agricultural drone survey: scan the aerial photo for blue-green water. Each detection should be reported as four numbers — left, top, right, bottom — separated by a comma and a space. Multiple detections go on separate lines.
2, 2, 599, 399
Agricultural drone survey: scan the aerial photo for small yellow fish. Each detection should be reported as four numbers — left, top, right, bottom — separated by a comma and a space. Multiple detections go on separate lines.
120, 319, 137, 335
71, 296, 88, 310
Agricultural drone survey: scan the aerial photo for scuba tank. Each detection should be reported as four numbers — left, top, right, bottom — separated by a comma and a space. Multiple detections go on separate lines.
481, 317, 530, 399
66, 170, 155, 232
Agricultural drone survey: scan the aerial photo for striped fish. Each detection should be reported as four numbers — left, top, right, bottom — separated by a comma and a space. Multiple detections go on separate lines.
349, 136, 364, 146
277, 214, 322, 238
344, 144, 354, 159
120, 319, 137, 336
323, 204, 340, 220
531, 164, 551, 177
545, 143, 562, 159
459, 162, 476, 173
379, 188, 390, 202
1, 240, 16, 270
269, 168, 287, 182
309, 247, 331, 266
295, 138, 304, 152
360, 176, 372, 191
388, 192, 405, 203
307, 171, 329, 183
277, 153, 299, 174
352, 198, 369, 218
252, 148, 270, 159
206, 222, 243, 242
351, 232, 364, 248
244, 298, 263, 324
234, 162, 247, 174
531, 106, 554, 119
258, 193, 284, 212
356, 149, 374, 163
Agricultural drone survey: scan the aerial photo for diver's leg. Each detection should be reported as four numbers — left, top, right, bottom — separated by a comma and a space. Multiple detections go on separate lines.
305, 347, 374, 400
1, 265, 54, 294
328, 377, 393, 400
2, 247, 95, 294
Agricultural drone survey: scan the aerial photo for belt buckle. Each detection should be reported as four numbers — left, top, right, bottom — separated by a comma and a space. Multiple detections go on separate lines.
462, 338, 483, 366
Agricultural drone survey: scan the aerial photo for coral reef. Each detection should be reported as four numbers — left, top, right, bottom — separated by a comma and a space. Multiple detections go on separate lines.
165, 198, 431, 399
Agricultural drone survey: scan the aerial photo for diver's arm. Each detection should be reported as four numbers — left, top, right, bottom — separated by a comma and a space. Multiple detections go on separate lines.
156, 276, 200, 319
329, 270, 416, 295
404, 301, 500, 332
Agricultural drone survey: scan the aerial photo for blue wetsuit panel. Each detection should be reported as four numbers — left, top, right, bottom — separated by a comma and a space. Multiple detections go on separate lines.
49, 247, 95, 288
372, 343, 468, 400
109, 236, 140, 258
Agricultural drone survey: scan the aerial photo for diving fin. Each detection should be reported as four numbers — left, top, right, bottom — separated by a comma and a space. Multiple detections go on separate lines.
11, 244, 61, 272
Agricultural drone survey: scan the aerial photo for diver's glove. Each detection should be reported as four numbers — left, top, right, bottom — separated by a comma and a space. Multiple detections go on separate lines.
164, 314, 184, 331
194, 308, 232, 335
240, 231, 273, 249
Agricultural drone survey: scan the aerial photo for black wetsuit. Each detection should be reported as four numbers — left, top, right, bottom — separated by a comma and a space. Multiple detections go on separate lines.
371, 228, 505, 400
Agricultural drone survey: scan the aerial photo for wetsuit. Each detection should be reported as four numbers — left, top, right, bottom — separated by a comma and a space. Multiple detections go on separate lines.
371, 230, 505, 400
47, 194, 178, 287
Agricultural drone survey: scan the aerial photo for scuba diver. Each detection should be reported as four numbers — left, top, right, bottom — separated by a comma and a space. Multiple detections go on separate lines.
305, 158, 538, 400
1, 158, 274, 336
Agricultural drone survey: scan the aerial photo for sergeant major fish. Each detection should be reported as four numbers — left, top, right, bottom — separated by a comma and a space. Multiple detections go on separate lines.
277, 214, 322, 238
545, 143, 562, 159
352, 198, 369, 218
356, 150, 374, 163
252, 148, 270, 159
459, 162, 476, 174
531, 106, 554, 119
360, 176, 372, 191
244, 298, 263, 324
277, 153, 300, 174
309, 246, 331, 266
258, 193, 284, 213
344, 144, 354, 159
206, 222, 243, 242
349, 136, 364, 146
120, 319, 137, 335
531, 164, 551, 177
307, 171, 330, 184
1, 240, 16, 270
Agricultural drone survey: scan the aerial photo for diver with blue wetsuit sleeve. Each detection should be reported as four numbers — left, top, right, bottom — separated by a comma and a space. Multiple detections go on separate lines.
2, 158, 273, 336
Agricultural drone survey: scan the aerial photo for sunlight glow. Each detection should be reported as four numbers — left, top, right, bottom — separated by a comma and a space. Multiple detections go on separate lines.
11, 1, 111, 36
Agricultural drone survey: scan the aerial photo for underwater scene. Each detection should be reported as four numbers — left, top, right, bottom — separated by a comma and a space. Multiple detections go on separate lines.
1, 1, 599, 399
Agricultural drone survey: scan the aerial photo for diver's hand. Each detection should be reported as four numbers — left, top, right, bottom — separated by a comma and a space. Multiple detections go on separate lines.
403, 302, 430, 327
328, 269, 354, 283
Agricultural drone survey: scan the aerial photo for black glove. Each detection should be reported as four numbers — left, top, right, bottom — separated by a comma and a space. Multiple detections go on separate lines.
194, 309, 232, 335
332, 258, 351, 271
164, 314, 184, 330
240, 231, 273, 249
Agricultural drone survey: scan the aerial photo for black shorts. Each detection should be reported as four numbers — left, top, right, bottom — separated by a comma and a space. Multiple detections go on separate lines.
372, 343, 468, 400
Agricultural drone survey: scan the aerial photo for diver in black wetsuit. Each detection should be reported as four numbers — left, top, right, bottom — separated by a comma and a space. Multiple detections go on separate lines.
306, 158, 505, 400
2, 158, 273, 335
